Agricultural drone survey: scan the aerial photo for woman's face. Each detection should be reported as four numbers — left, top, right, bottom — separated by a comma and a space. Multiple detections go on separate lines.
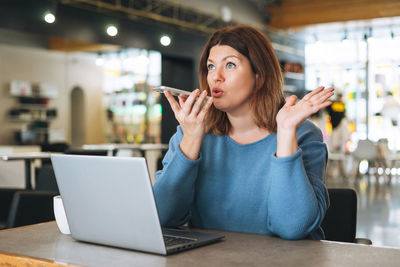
207, 45, 256, 115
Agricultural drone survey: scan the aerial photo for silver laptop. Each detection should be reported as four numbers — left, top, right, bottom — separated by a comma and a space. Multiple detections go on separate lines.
51, 154, 224, 255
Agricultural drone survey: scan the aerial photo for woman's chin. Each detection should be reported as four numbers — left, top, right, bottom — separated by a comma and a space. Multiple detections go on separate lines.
212, 102, 226, 111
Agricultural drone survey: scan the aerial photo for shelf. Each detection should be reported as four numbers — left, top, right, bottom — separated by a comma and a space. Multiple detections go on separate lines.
8, 85, 57, 145
283, 85, 297, 92
8, 118, 54, 123
284, 72, 305, 80
13, 96, 51, 104
272, 42, 304, 57
20, 129, 49, 133
15, 104, 52, 110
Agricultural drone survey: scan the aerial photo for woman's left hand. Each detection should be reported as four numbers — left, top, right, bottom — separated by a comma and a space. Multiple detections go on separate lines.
276, 86, 334, 131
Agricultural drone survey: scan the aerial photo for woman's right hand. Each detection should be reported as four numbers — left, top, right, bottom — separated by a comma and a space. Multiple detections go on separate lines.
164, 89, 213, 160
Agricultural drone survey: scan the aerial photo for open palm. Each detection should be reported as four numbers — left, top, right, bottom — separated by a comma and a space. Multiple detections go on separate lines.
276, 86, 334, 130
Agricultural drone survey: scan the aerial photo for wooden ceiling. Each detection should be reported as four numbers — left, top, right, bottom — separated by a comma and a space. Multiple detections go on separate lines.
267, 0, 400, 29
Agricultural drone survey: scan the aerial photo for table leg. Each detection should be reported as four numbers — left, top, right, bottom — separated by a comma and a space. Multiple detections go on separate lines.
24, 159, 32, 190
339, 160, 347, 180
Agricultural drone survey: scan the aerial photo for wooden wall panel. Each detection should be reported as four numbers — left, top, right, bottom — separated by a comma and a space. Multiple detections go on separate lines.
267, 0, 400, 28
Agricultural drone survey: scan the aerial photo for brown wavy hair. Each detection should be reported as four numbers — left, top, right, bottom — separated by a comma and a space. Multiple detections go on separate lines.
199, 25, 285, 135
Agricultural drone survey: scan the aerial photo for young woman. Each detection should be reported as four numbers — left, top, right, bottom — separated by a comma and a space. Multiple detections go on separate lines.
153, 25, 334, 240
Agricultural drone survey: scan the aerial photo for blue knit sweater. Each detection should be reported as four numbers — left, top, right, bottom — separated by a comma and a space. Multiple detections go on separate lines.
153, 120, 329, 240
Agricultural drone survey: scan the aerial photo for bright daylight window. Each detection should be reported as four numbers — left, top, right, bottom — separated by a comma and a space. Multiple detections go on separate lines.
306, 32, 400, 150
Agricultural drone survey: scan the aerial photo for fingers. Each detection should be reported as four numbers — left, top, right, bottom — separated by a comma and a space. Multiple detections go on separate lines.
181, 89, 200, 114
197, 95, 214, 120
309, 100, 333, 115
284, 95, 297, 107
311, 87, 334, 104
318, 100, 333, 110
304, 87, 334, 104
309, 88, 334, 114
303, 86, 324, 101
167, 89, 212, 121
191, 90, 208, 115
164, 91, 181, 114
178, 94, 187, 107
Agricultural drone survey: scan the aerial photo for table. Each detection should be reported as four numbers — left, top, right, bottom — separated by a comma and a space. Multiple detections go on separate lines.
82, 144, 169, 183
326, 152, 348, 180
1, 222, 400, 267
1, 152, 53, 190
82, 143, 169, 157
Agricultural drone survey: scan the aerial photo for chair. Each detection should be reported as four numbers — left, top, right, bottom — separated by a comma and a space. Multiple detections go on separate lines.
35, 165, 59, 193
6, 190, 58, 229
377, 138, 396, 183
40, 142, 70, 165
65, 149, 108, 156
41, 142, 70, 153
326, 152, 347, 180
352, 139, 387, 180
321, 188, 372, 244
0, 188, 20, 229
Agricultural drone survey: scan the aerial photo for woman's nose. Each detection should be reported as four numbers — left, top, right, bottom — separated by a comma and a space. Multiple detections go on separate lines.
212, 68, 224, 82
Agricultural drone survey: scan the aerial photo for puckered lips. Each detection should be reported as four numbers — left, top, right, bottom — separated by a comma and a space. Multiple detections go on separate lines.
212, 87, 224, 98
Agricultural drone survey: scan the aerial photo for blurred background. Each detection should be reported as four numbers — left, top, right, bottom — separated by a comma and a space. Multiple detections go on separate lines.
0, 0, 400, 248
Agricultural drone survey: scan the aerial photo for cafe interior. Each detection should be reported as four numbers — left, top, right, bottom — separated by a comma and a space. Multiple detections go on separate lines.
1, 0, 400, 265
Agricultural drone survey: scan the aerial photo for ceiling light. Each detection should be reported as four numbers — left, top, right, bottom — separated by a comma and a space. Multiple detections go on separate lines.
160, 35, 171, 46
44, 12, 56, 24
106, 25, 118, 37
221, 6, 232, 22
96, 54, 104, 66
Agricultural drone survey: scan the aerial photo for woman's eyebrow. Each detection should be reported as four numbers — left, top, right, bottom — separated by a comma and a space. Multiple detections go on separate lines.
207, 55, 240, 63
223, 55, 240, 61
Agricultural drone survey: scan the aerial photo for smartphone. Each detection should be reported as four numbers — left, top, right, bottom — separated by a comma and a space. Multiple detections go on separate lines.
153, 86, 210, 100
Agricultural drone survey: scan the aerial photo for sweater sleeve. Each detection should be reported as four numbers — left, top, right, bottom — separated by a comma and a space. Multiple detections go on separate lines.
153, 126, 200, 228
266, 120, 329, 240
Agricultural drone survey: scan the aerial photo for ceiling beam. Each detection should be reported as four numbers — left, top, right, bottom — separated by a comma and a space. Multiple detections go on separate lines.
57, 0, 232, 35
49, 37, 120, 53
267, 0, 400, 29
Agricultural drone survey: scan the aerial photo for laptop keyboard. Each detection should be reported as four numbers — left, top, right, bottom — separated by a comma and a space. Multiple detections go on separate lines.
163, 235, 196, 247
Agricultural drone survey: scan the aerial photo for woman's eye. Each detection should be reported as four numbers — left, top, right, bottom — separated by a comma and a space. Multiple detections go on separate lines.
207, 64, 215, 70
227, 62, 235, 69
